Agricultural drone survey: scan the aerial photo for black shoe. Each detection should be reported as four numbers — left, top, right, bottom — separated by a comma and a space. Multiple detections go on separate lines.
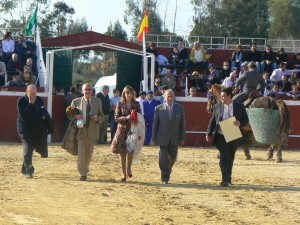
220, 181, 229, 187
25, 173, 33, 179
244, 154, 251, 160
80, 176, 87, 181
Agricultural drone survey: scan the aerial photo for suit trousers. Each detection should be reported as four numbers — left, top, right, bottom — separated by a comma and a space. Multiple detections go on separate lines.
159, 143, 178, 182
99, 114, 110, 143
144, 119, 153, 145
77, 127, 95, 176
214, 133, 238, 183
20, 138, 35, 175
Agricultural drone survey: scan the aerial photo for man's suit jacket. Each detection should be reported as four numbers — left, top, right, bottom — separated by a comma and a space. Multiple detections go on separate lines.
277, 80, 292, 92
235, 69, 265, 95
206, 101, 248, 144
152, 103, 186, 146
71, 96, 104, 140
162, 75, 176, 90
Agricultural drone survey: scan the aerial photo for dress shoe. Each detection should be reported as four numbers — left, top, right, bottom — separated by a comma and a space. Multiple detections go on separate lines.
244, 154, 251, 160
121, 178, 126, 182
25, 173, 33, 179
80, 176, 87, 181
220, 181, 229, 187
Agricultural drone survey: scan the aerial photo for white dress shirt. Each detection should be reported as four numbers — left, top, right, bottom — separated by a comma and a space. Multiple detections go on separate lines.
2, 39, 15, 53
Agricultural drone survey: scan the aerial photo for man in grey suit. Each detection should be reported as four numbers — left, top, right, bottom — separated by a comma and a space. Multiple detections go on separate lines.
152, 89, 186, 184
71, 83, 104, 181
233, 61, 265, 103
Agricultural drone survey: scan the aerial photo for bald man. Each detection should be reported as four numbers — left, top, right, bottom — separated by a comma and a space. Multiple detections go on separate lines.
17, 85, 48, 178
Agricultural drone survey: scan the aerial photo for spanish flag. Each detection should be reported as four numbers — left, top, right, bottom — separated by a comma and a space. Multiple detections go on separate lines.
138, 10, 149, 42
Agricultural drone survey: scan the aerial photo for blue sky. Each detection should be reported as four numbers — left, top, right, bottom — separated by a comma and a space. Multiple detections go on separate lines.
63, 0, 194, 38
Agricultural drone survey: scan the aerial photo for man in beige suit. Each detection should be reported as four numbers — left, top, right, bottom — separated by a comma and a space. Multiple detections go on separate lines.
71, 83, 104, 181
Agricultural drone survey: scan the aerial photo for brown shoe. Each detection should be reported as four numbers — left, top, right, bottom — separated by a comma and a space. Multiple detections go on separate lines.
276, 158, 283, 163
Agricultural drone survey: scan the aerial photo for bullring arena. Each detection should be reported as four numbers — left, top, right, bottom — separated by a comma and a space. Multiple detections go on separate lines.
0, 143, 299, 224
1, 32, 300, 224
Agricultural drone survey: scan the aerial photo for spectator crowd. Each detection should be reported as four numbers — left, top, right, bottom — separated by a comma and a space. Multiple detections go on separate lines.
0, 31, 37, 87
149, 40, 300, 99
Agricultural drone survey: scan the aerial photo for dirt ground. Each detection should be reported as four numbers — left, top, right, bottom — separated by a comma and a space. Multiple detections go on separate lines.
0, 142, 299, 225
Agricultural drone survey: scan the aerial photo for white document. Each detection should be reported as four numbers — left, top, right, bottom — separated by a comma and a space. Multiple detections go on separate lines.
219, 117, 242, 143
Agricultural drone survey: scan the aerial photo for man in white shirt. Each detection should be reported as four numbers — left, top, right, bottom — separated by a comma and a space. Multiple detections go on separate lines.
109, 88, 121, 141
222, 72, 237, 88
189, 41, 210, 73
2, 32, 15, 64
136, 91, 146, 115
270, 62, 300, 82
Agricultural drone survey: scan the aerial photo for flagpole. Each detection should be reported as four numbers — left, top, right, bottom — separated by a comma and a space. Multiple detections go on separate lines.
34, 0, 38, 41
143, 30, 148, 92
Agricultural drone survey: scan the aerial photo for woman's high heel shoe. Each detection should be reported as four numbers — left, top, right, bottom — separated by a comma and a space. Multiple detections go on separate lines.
127, 169, 133, 178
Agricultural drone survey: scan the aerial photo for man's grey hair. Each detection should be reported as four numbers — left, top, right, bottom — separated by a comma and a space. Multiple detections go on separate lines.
164, 89, 175, 97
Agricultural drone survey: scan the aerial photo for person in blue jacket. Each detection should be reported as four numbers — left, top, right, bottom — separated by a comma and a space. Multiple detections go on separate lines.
143, 91, 159, 145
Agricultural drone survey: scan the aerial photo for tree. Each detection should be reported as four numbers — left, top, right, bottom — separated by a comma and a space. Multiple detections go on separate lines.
68, 17, 88, 34
104, 20, 128, 40
39, 1, 75, 38
189, 0, 221, 36
268, 0, 300, 39
0, 0, 50, 35
189, 0, 269, 38
218, 0, 269, 38
124, 0, 163, 41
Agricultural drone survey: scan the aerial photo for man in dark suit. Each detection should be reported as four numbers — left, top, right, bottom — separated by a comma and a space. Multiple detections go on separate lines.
277, 75, 292, 92
206, 87, 249, 187
17, 85, 49, 178
152, 89, 186, 184
233, 61, 265, 103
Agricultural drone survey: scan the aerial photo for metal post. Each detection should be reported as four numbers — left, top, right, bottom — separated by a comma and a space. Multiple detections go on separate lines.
47, 51, 54, 143
150, 54, 155, 91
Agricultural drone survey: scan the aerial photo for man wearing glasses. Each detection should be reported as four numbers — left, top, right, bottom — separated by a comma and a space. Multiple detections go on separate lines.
71, 83, 104, 181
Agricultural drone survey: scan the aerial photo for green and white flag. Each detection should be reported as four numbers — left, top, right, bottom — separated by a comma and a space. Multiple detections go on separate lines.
25, 4, 38, 35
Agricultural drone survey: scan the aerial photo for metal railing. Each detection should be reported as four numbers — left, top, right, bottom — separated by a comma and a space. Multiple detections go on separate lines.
267, 39, 300, 53
146, 34, 300, 52
226, 37, 266, 51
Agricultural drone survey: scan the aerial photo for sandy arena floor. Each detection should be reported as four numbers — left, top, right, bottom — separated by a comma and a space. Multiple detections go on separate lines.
0, 142, 299, 225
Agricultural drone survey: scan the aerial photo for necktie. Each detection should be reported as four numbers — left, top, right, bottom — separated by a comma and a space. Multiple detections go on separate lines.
85, 99, 91, 128
224, 105, 230, 120
168, 105, 172, 119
